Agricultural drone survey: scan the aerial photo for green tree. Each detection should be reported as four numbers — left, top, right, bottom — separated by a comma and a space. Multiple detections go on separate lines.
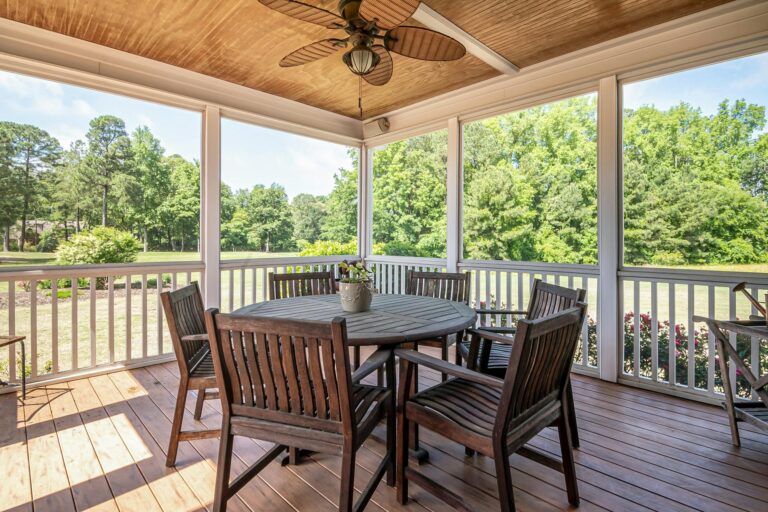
247, 184, 294, 252
322, 154, 359, 244
1, 122, 62, 251
0, 124, 22, 251
291, 193, 327, 245
130, 126, 170, 251
85, 115, 133, 227
159, 155, 200, 251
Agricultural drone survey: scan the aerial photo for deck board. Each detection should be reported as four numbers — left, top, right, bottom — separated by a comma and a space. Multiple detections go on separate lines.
2, 346, 767, 512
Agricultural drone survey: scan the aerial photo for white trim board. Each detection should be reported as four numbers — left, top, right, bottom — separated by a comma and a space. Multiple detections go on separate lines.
371, 0, 768, 140
0, 18, 362, 144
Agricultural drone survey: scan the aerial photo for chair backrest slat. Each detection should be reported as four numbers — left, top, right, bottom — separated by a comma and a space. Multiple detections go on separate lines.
406, 270, 471, 305
496, 304, 587, 433
269, 271, 336, 300
205, 311, 354, 434
527, 279, 585, 320
161, 282, 207, 376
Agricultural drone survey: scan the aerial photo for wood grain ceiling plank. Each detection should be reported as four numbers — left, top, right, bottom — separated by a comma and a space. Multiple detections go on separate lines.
0, 0, 733, 118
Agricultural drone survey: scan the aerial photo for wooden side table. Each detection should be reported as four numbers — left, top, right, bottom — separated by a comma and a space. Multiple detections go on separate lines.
0, 335, 26, 399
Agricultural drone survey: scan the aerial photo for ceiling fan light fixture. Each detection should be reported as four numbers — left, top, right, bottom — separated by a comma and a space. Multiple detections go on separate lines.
343, 45, 380, 75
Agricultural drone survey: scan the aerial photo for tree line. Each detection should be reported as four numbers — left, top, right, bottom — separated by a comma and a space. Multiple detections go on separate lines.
1, 116, 200, 253
3, 95, 767, 267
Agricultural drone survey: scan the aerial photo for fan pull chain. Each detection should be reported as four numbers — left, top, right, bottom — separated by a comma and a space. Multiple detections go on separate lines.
358, 76, 363, 119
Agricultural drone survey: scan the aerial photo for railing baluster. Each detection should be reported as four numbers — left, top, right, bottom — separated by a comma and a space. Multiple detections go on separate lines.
728, 291, 737, 397
141, 274, 148, 359
126, 274, 132, 361
240, 268, 245, 308
8, 280, 15, 382
750, 286, 760, 401
108, 276, 114, 363
668, 282, 675, 387
688, 284, 695, 389
495, 270, 501, 326
251, 268, 257, 304
228, 269, 234, 313
52, 279, 58, 374
261, 267, 268, 301
633, 280, 640, 378
171, 272, 177, 291
157, 272, 163, 355
71, 275, 78, 370
651, 281, 658, 381
90, 277, 97, 367
30, 279, 37, 378
581, 275, 589, 367
707, 285, 715, 395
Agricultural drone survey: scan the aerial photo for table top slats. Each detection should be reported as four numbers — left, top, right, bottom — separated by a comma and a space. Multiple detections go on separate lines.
233, 294, 476, 346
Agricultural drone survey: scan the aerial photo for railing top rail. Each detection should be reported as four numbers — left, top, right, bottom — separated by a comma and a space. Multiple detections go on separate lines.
0, 260, 204, 280
364, 255, 447, 266
219, 255, 357, 269
459, 259, 599, 275
619, 266, 768, 286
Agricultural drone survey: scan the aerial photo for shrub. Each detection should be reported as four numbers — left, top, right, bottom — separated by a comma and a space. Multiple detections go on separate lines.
55, 227, 140, 289
55, 227, 140, 266
298, 240, 357, 257
37, 229, 60, 253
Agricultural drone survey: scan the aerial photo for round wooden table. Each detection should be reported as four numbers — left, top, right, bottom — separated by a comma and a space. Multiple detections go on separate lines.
232, 293, 477, 346
233, 293, 477, 464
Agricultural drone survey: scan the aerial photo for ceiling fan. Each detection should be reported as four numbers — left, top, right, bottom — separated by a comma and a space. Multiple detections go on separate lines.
259, 0, 467, 87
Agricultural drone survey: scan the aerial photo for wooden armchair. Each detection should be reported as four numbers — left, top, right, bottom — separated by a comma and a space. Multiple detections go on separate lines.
204, 311, 395, 512
405, 270, 470, 381
396, 304, 587, 512
268, 270, 336, 300
160, 282, 220, 467
459, 278, 585, 447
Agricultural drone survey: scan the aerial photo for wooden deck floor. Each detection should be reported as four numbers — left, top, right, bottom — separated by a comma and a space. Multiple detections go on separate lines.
2, 347, 767, 512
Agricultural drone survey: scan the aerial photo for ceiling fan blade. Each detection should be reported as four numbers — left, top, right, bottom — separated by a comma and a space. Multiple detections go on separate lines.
359, 0, 419, 29
259, 0, 344, 29
364, 46, 393, 86
386, 26, 465, 61
279, 39, 344, 67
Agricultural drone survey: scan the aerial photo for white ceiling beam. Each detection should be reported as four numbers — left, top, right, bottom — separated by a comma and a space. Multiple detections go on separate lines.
411, 3, 519, 75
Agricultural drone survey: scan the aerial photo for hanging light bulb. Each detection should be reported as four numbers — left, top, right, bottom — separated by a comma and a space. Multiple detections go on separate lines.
343, 44, 380, 75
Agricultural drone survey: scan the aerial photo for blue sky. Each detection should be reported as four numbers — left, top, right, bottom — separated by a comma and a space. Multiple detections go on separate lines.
0, 71, 354, 199
1, 51, 765, 197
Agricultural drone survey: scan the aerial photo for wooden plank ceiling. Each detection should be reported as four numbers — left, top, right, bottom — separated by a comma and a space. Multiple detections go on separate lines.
0, 0, 732, 119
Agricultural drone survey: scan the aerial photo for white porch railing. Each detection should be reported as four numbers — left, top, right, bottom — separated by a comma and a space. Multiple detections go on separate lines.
0, 261, 203, 388
219, 256, 356, 313
619, 267, 768, 403
459, 260, 600, 375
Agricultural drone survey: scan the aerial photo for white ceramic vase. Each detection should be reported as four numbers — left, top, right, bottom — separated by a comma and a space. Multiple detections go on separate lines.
339, 281, 373, 313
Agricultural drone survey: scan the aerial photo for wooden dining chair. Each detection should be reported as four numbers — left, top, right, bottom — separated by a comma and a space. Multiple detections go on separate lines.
268, 270, 364, 368
458, 278, 585, 447
204, 310, 395, 512
405, 270, 471, 381
396, 304, 587, 512
160, 282, 220, 467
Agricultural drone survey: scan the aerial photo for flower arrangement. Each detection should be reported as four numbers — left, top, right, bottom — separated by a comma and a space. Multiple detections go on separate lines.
338, 261, 374, 313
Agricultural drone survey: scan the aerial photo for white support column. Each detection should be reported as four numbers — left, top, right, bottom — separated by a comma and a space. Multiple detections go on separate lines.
358, 144, 374, 262
357, 143, 370, 262
597, 76, 619, 382
201, 105, 221, 308
446, 117, 461, 273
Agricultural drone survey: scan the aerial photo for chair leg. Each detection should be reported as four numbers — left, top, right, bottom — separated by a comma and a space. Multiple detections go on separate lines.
440, 339, 449, 382
166, 379, 189, 467
494, 444, 515, 512
557, 412, 580, 507
339, 446, 355, 512
194, 388, 206, 420
213, 428, 235, 512
386, 358, 396, 487
353, 346, 361, 370
396, 404, 410, 504
566, 380, 579, 448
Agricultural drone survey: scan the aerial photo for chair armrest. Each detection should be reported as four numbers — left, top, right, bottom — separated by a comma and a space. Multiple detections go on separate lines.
466, 328, 516, 346
394, 349, 504, 389
181, 334, 208, 343
352, 347, 393, 384
475, 308, 526, 315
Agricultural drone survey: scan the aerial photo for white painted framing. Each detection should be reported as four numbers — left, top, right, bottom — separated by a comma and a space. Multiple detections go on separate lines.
202, 106, 221, 308
0, 0, 766, 387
